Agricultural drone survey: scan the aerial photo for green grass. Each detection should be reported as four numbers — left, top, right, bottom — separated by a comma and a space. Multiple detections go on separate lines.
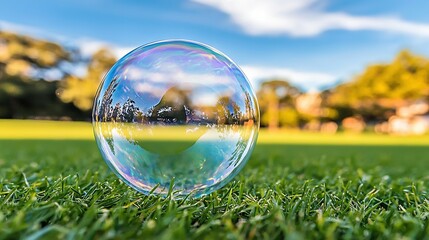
1, 120, 429, 239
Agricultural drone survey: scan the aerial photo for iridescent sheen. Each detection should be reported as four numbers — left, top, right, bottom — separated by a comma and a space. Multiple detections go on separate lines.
92, 40, 259, 198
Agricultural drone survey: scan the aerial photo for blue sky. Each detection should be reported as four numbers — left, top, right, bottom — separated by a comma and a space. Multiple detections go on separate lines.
1, 0, 429, 90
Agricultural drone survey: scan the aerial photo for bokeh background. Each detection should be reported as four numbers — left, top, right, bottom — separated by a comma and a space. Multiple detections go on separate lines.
1, 0, 429, 134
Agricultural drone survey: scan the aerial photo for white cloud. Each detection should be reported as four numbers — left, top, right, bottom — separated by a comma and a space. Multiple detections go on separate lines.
192, 0, 429, 37
124, 64, 239, 101
135, 82, 167, 97
73, 39, 108, 57
124, 64, 236, 86
73, 38, 133, 58
241, 65, 338, 91
113, 47, 135, 58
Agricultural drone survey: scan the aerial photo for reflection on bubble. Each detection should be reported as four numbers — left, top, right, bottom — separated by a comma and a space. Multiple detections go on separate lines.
92, 40, 259, 197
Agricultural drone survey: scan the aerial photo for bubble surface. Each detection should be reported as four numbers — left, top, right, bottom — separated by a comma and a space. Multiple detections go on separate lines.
92, 40, 259, 197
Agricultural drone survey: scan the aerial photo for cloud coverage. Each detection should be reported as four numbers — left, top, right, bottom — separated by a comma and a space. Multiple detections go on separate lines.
192, 0, 429, 37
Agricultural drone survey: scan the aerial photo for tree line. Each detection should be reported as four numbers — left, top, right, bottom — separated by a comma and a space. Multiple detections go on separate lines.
258, 50, 429, 130
0, 31, 115, 120
1, 31, 429, 129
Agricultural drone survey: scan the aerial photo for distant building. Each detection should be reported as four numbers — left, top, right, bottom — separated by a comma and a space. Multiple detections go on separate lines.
388, 115, 429, 135
320, 122, 339, 134
375, 100, 429, 135
296, 91, 322, 116
396, 100, 429, 118
342, 117, 366, 132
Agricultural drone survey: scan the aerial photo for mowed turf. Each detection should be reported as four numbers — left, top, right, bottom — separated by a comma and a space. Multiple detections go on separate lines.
1, 120, 429, 239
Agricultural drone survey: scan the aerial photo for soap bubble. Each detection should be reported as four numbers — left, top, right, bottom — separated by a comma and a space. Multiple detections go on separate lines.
92, 40, 259, 197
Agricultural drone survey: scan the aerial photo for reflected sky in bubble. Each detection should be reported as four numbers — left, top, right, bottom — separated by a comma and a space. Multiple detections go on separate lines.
92, 40, 259, 198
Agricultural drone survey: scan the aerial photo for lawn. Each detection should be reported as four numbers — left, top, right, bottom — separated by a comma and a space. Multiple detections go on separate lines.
1, 120, 429, 239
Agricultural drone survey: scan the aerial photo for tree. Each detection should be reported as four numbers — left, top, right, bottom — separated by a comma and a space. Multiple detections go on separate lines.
0, 31, 70, 79
147, 86, 191, 124
0, 74, 84, 119
257, 79, 301, 129
58, 48, 117, 111
0, 31, 84, 119
328, 50, 429, 121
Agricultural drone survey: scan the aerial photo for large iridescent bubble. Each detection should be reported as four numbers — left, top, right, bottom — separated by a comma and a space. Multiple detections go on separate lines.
92, 40, 259, 197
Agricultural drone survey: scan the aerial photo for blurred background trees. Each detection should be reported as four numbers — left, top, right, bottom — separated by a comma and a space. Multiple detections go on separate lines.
58, 48, 116, 112
255, 50, 429, 132
257, 80, 301, 129
328, 50, 429, 122
2, 30, 429, 134
0, 31, 116, 120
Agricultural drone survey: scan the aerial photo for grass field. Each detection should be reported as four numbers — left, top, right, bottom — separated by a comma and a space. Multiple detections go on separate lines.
1, 120, 429, 239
